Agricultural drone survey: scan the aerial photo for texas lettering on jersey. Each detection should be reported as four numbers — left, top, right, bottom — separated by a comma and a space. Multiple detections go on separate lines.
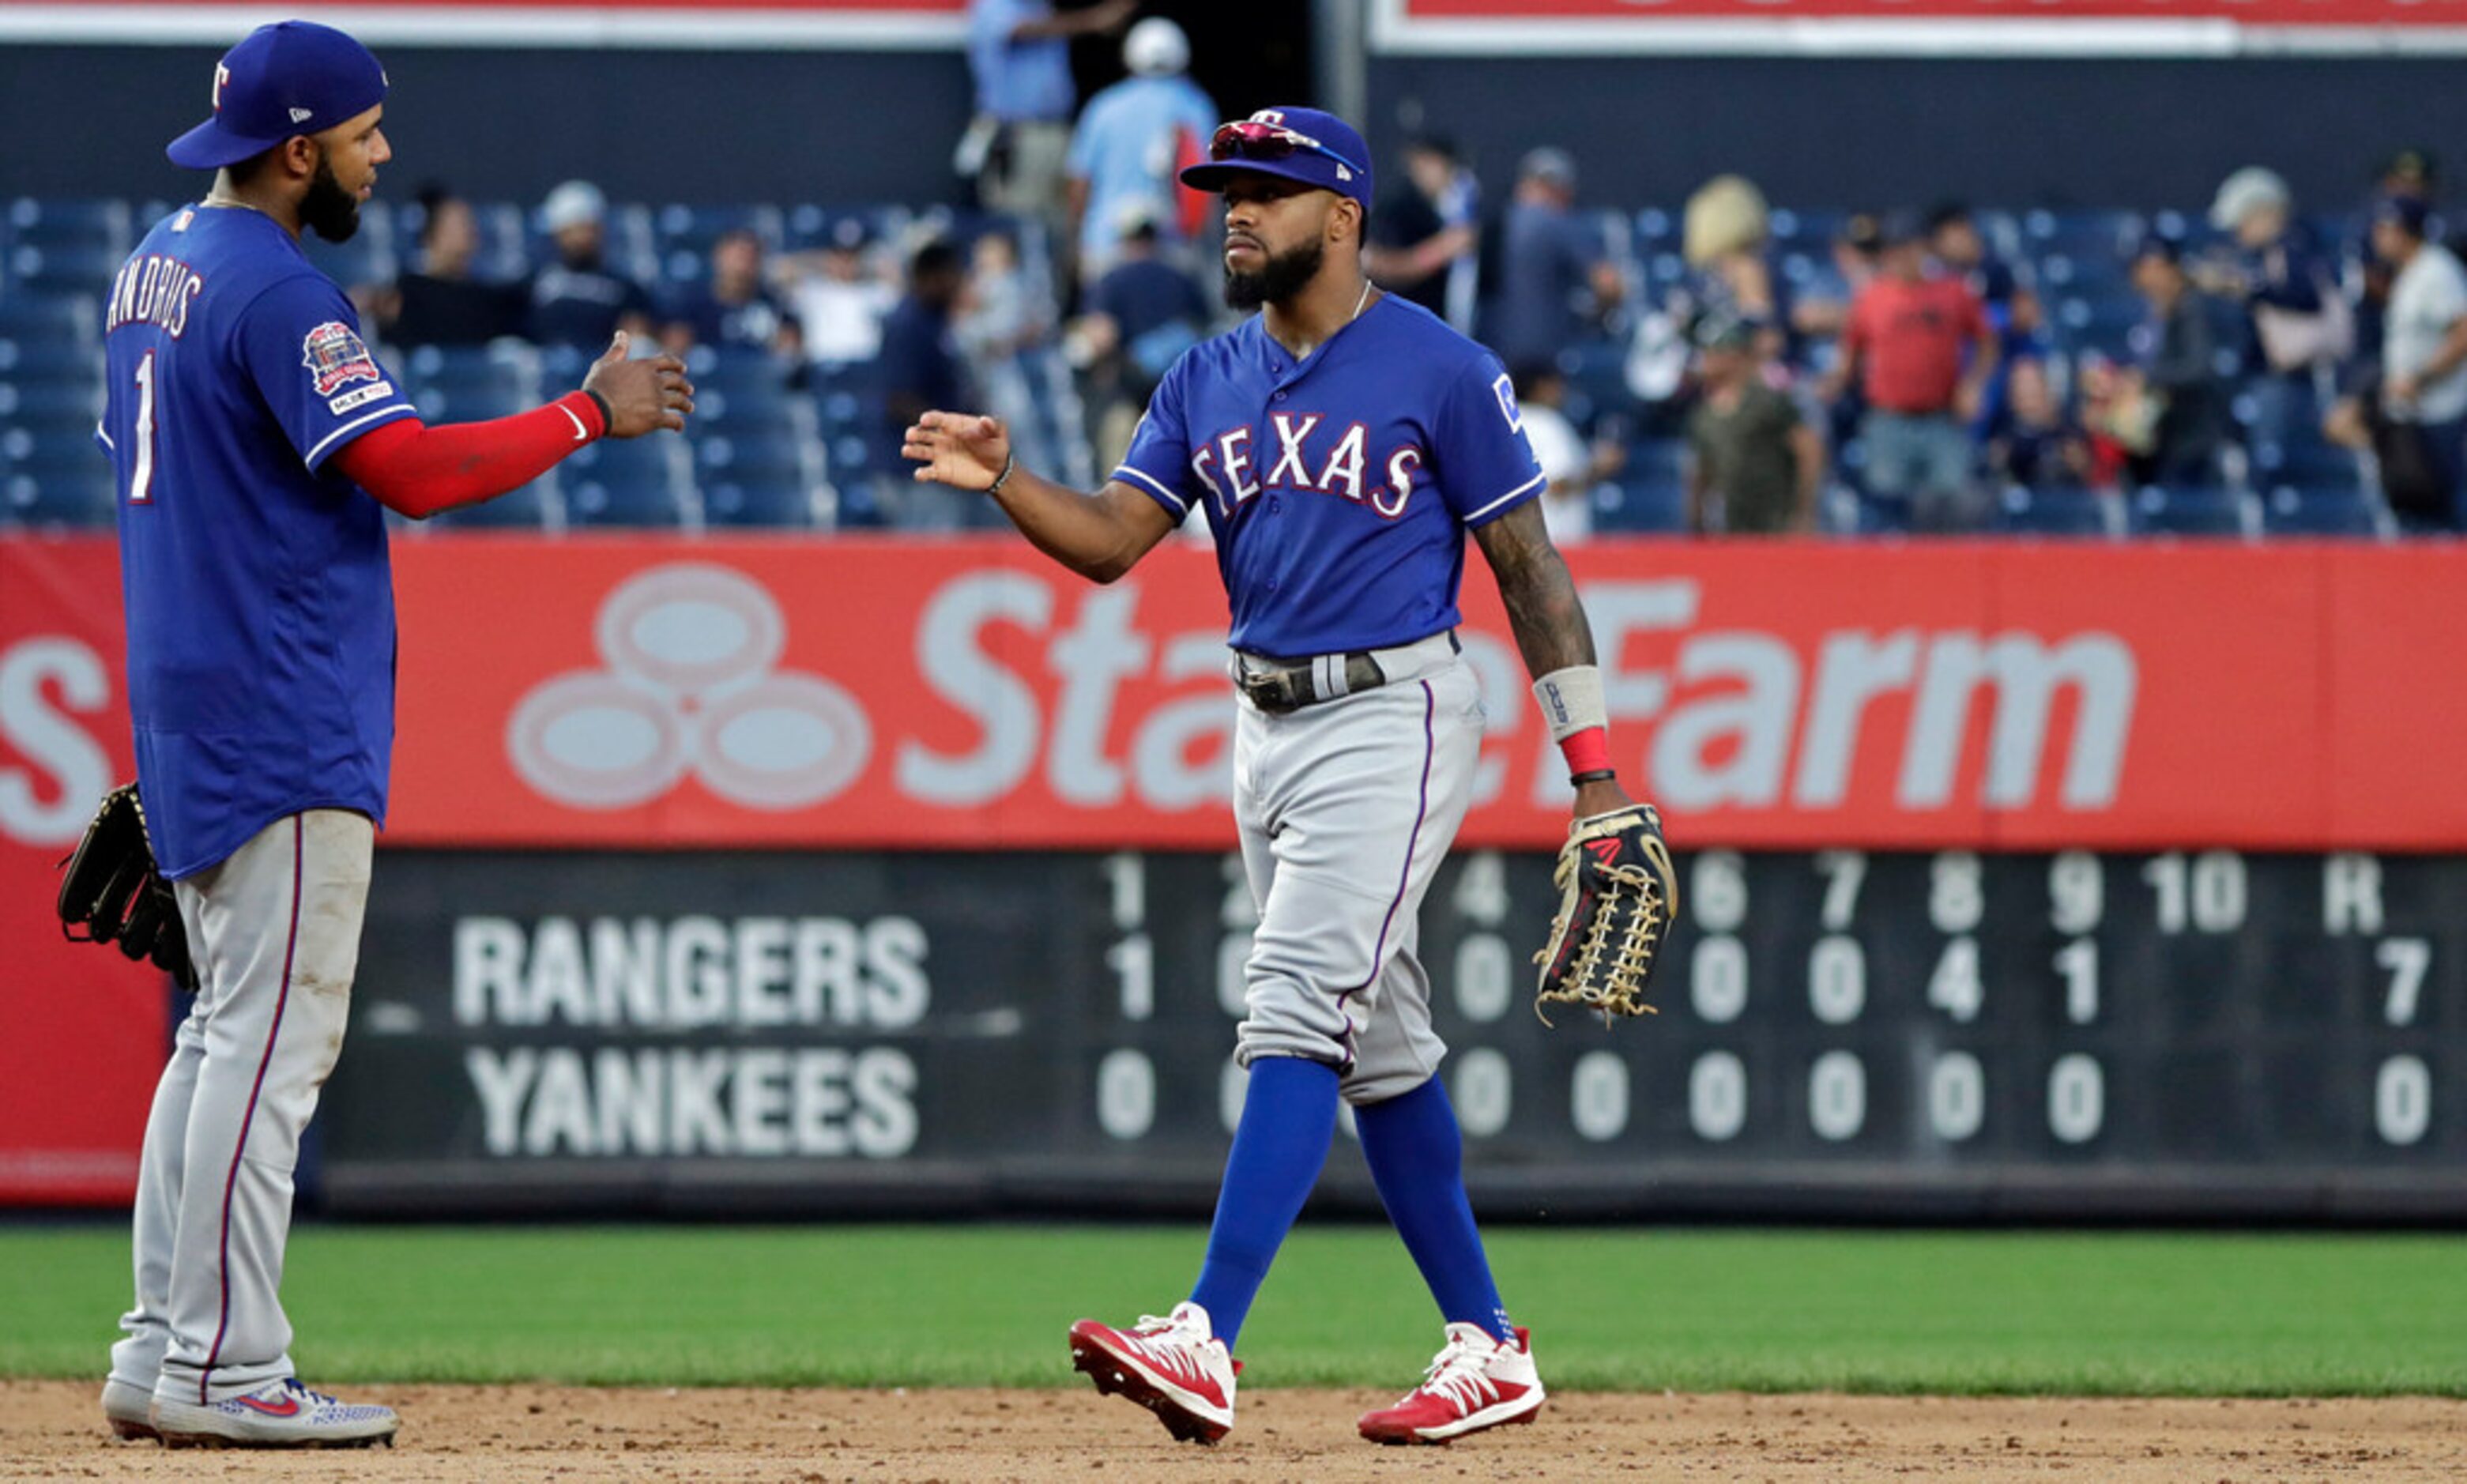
1192, 414, 1426, 521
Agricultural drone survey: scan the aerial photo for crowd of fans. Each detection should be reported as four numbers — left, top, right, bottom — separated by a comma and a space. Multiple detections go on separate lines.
0, 1, 2456, 538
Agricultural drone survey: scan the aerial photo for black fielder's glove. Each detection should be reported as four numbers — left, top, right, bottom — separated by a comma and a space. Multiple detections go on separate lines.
56, 783, 197, 991
1533, 803, 1678, 1025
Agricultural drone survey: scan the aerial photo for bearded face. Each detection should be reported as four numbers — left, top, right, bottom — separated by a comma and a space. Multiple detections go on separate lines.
1226, 234, 1325, 311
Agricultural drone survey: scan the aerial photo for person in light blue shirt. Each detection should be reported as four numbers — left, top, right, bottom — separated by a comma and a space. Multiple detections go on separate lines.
962, 0, 1132, 231
1067, 17, 1217, 284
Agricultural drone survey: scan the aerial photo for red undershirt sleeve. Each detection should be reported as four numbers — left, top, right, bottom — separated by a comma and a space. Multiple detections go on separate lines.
328, 390, 610, 518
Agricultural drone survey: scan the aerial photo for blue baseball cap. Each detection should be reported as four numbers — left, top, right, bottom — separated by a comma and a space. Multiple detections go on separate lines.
167, 21, 388, 171
1179, 107, 1373, 209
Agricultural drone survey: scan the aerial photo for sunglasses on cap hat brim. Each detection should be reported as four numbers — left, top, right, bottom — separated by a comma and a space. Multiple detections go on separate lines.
1209, 121, 1354, 169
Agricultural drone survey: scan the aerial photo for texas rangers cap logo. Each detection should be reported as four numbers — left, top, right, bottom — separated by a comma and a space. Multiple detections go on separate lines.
301, 321, 380, 396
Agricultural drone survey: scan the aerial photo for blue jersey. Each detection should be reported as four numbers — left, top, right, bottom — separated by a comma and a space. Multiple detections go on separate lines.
99, 205, 420, 878
1117, 295, 1543, 659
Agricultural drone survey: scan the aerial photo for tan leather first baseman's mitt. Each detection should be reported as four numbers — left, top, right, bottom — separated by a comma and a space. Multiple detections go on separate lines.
1534, 804, 1677, 1025
57, 783, 197, 991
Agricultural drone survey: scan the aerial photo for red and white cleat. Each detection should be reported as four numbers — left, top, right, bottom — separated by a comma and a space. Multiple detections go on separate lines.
1068, 1301, 1239, 1444
1358, 1323, 1545, 1445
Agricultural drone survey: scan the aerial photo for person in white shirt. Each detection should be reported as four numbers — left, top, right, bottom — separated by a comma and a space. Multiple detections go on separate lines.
775, 217, 898, 367
1511, 361, 1623, 544
2374, 194, 2467, 524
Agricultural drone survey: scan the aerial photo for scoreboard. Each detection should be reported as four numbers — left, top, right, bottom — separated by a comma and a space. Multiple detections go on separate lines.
325, 848, 2463, 1220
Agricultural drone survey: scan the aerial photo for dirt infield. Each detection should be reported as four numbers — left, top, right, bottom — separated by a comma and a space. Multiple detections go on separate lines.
5, 1381, 2464, 1481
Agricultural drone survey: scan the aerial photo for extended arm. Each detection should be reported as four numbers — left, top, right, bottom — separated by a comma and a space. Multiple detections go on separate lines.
332, 333, 691, 518
1472, 498, 1631, 818
902, 409, 1177, 582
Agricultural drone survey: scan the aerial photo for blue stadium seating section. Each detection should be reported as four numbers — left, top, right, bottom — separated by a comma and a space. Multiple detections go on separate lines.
0, 192, 2410, 538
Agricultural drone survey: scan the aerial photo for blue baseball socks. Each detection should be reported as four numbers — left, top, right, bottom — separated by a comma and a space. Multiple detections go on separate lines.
1188, 1056, 1339, 1350
1356, 1074, 1515, 1343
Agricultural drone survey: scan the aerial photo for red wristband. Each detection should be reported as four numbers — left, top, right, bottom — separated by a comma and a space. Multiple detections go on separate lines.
1557, 726, 1612, 778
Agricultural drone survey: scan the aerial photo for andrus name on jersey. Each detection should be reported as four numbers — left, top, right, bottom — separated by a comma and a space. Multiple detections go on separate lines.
1192, 414, 1426, 521
104, 254, 206, 337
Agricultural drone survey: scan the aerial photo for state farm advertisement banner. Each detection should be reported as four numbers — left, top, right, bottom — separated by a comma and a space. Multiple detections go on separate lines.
0, 537, 159, 1206
1373, 0, 2467, 55
377, 537, 2467, 852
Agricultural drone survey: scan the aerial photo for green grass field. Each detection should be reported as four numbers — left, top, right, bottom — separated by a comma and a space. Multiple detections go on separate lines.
4, 1225, 2462, 1395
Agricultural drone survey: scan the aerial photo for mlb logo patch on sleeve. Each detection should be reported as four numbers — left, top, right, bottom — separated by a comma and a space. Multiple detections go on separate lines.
302, 321, 381, 396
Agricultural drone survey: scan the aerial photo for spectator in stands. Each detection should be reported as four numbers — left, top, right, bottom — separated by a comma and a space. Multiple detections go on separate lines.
527, 179, 657, 350
961, 0, 1135, 266
1367, 135, 1481, 334
1989, 356, 2100, 493
956, 228, 1059, 480
1678, 175, 1788, 365
2103, 232, 2232, 489
2203, 168, 2348, 460
1065, 17, 1215, 288
1791, 210, 1882, 345
775, 217, 898, 367
1929, 201, 2040, 435
1492, 146, 1623, 367
1831, 212, 1997, 530
660, 228, 798, 360
2350, 147, 2438, 381
877, 239, 981, 529
2371, 194, 2467, 524
1067, 203, 1211, 467
370, 185, 524, 348
1687, 313, 1822, 535
1512, 360, 1624, 545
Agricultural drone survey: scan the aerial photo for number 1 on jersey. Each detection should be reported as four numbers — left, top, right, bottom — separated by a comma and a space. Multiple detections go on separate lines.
130, 350, 159, 504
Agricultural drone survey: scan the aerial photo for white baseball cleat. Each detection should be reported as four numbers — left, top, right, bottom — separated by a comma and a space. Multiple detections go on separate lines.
1357, 1322, 1546, 1444
151, 1377, 399, 1448
100, 1378, 158, 1442
1068, 1300, 1240, 1444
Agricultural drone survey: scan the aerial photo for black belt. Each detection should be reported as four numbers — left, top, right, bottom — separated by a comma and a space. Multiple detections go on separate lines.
1235, 632, 1459, 715
1238, 652, 1387, 715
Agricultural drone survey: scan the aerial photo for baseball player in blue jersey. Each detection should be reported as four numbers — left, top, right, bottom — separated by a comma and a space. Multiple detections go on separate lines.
906, 106, 1657, 1447
96, 21, 688, 1448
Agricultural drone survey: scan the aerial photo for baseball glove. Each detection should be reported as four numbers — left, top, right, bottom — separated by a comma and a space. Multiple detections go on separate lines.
1534, 803, 1677, 1025
56, 783, 196, 991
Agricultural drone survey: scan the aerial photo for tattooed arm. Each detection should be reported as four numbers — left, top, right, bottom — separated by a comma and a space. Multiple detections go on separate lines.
1471, 499, 1634, 819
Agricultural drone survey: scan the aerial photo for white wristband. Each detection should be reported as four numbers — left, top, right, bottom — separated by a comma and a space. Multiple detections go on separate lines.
1531, 665, 1607, 743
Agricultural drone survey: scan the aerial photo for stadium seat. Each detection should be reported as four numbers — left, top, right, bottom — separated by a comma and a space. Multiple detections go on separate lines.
0, 379, 104, 426
425, 480, 556, 531
9, 243, 123, 298
0, 293, 97, 345
2, 424, 105, 475
0, 337, 104, 380
654, 202, 785, 284
1592, 476, 1688, 534
2253, 439, 2363, 492
2, 469, 117, 529
2129, 485, 2257, 537
2052, 294, 2148, 361
2021, 209, 2145, 262
7, 197, 131, 254
702, 477, 822, 529
687, 348, 797, 423
697, 425, 816, 480
2261, 485, 2393, 537
559, 435, 691, 528
1995, 484, 2120, 537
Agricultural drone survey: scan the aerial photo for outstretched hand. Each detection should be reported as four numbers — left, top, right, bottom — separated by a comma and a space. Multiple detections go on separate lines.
582, 331, 695, 438
902, 410, 1011, 492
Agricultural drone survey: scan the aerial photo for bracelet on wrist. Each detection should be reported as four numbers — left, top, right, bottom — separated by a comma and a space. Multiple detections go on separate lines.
986, 450, 1017, 495
578, 388, 613, 438
1570, 769, 1618, 786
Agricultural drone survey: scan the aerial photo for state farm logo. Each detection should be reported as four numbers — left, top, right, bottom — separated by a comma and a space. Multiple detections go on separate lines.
507, 563, 871, 811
